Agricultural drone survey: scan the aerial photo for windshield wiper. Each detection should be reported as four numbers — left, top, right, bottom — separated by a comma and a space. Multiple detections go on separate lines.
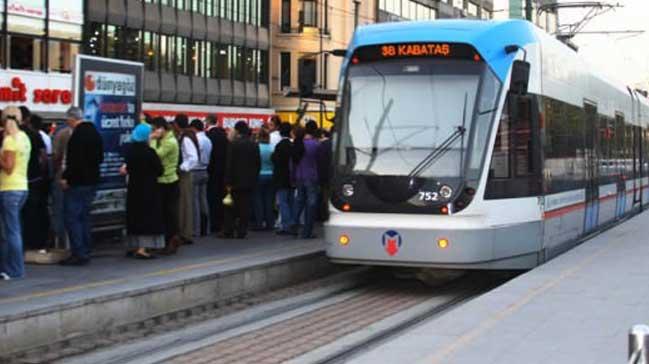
408, 92, 470, 179
407, 125, 466, 179
365, 98, 394, 172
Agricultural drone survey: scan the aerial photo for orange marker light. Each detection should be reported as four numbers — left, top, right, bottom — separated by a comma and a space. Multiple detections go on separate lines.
473, 54, 481, 62
339, 234, 350, 246
351, 57, 360, 65
437, 238, 449, 249
440, 206, 449, 214
342, 203, 351, 211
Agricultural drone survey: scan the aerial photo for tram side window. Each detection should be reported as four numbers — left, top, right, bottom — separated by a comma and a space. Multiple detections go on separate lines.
485, 94, 541, 199
614, 114, 626, 179
645, 129, 649, 178
598, 116, 616, 184
543, 98, 587, 193
624, 121, 634, 179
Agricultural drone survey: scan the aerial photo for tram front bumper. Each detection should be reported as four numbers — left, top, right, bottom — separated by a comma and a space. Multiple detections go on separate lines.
324, 221, 542, 270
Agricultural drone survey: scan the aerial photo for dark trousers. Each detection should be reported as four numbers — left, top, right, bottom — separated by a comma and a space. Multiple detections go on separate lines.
294, 183, 319, 238
22, 179, 51, 250
223, 190, 252, 238
159, 181, 180, 241
318, 185, 330, 222
207, 174, 226, 233
64, 185, 96, 260
253, 176, 275, 229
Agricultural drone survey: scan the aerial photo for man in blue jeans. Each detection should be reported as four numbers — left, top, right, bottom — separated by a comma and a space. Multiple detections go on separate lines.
59, 107, 103, 266
291, 121, 321, 239
272, 122, 295, 235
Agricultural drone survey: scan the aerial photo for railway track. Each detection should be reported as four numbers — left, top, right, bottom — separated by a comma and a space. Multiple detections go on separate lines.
36, 270, 505, 364
156, 273, 501, 364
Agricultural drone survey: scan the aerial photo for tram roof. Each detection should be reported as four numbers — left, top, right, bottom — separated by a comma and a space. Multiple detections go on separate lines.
349, 19, 539, 81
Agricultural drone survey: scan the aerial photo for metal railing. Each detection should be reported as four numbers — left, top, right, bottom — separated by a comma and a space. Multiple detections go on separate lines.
629, 325, 649, 364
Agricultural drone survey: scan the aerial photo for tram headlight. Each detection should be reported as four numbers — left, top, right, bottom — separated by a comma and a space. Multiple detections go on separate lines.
342, 184, 355, 197
439, 185, 453, 199
437, 238, 449, 249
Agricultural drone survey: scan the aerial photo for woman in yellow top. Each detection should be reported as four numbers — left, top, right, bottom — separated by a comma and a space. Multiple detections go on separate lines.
0, 106, 31, 280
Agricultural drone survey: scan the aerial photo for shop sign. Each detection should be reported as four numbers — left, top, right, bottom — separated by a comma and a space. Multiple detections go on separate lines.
7, 0, 46, 18
0, 73, 73, 110
144, 109, 272, 129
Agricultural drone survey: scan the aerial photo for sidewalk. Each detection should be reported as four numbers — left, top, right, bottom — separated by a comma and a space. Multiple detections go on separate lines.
351, 211, 649, 364
0, 231, 327, 356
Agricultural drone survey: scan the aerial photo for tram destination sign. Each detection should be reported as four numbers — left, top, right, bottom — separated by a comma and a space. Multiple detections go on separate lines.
353, 43, 480, 63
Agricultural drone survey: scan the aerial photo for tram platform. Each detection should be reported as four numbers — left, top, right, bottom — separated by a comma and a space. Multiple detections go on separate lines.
352, 211, 649, 364
0, 232, 328, 357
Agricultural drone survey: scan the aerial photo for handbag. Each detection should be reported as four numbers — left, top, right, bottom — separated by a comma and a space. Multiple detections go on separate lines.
223, 192, 234, 207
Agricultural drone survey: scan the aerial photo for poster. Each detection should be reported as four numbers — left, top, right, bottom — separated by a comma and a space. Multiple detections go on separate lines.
74, 55, 143, 214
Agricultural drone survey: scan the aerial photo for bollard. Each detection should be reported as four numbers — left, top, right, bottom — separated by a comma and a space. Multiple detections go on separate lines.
629, 325, 649, 364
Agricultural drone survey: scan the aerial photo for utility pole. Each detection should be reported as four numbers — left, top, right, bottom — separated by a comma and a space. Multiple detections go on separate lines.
354, 0, 361, 28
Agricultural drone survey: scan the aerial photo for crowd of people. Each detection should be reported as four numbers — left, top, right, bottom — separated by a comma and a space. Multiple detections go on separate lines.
0, 106, 333, 280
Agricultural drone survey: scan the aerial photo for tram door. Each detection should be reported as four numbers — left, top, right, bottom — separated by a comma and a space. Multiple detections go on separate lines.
584, 103, 599, 233
633, 126, 643, 207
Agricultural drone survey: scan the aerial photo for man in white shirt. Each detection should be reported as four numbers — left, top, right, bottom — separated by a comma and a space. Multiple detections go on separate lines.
190, 119, 212, 237
174, 114, 199, 244
269, 115, 282, 149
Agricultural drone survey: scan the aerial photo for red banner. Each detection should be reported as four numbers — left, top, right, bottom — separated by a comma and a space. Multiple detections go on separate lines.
143, 110, 272, 129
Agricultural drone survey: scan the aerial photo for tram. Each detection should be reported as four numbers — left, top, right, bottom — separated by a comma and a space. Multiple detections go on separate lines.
325, 19, 649, 270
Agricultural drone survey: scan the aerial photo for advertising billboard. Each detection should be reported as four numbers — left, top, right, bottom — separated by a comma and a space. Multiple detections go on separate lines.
74, 55, 143, 215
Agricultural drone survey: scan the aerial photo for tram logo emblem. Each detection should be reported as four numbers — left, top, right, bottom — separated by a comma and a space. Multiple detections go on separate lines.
382, 230, 402, 256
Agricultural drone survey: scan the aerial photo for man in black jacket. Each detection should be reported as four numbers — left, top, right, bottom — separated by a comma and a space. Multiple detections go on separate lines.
222, 121, 260, 239
18, 106, 49, 250
205, 114, 228, 233
272, 122, 295, 235
60, 107, 104, 266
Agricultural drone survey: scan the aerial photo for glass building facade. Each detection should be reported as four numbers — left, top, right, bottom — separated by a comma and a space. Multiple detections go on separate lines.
85, 0, 270, 106
378, 0, 493, 23
0, 1, 83, 72
0, 1, 270, 109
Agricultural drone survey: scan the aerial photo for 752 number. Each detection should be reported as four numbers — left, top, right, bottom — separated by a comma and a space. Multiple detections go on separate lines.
418, 191, 439, 202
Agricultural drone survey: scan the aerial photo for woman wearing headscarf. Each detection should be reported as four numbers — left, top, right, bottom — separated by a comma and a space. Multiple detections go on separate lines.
120, 123, 164, 259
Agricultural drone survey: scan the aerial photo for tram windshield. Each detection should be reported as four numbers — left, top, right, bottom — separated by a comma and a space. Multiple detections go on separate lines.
334, 56, 502, 210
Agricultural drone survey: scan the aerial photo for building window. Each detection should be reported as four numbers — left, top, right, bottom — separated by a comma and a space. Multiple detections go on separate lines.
123, 29, 142, 61
233, 46, 244, 81
191, 40, 202, 76
301, 0, 317, 28
86, 22, 105, 56
160, 34, 172, 72
7, 0, 46, 35
323, 53, 329, 89
467, 2, 478, 16
280, 52, 290, 90
143, 32, 158, 71
176, 37, 188, 75
281, 0, 291, 32
298, 57, 316, 95
215, 44, 229, 79
257, 50, 268, 84
239, 0, 248, 23
243, 48, 255, 82
48, 41, 79, 73
9, 35, 44, 71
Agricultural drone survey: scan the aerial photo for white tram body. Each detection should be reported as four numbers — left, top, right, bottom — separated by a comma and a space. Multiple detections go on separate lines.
325, 20, 649, 269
